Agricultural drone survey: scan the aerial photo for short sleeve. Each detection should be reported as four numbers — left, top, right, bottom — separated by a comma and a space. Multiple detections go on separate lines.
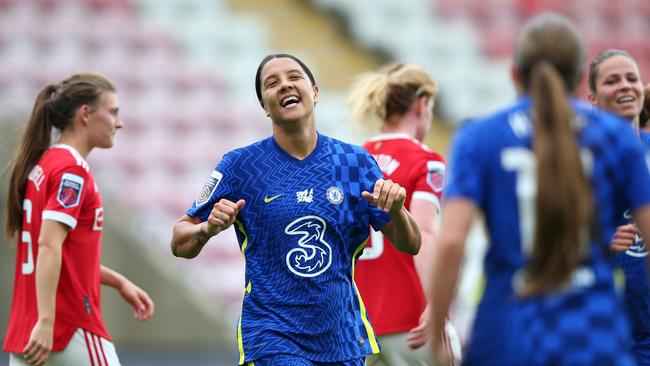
42, 165, 90, 229
362, 151, 391, 231
411, 153, 445, 210
186, 153, 236, 221
444, 123, 485, 206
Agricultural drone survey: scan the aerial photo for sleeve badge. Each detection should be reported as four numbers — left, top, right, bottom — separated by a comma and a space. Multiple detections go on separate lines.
426, 161, 445, 193
57, 173, 84, 208
195, 170, 223, 207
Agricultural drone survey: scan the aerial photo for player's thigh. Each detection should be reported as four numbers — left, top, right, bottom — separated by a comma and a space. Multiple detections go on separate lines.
10, 328, 121, 366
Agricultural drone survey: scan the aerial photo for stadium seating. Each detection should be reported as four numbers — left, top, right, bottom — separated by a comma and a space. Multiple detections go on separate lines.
0, 0, 268, 322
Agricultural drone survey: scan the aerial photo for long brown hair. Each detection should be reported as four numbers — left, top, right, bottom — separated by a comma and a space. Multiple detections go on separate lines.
347, 63, 437, 133
5, 73, 115, 238
514, 13, 593, 296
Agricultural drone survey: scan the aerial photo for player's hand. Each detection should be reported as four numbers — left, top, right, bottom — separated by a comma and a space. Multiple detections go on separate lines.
118, 279, 155, 321
611, 223, 637, 253
362, 179, 406, 213
23, 319, 54, 365
407, 304, 430, 349
205, 199, 245, 236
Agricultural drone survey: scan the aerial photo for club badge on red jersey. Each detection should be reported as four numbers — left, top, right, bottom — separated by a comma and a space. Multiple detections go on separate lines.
426, 161, 445, 193
57, 173, 84, 208
196, 170, 223, 206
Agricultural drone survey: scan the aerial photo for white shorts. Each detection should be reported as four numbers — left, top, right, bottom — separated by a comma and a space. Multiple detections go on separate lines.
10, 328, 121, 366
366, 321, 462, 366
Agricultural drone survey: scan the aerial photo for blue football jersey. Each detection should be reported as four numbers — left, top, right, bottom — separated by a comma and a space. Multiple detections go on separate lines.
617, 130, 650, 365
445, 96, 650, 365
186, 134, 390, 364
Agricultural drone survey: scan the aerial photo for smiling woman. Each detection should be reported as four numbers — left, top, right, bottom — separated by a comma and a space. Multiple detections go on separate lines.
588, 49, 645, 126
170, 53, 423, 366
588, 49, 650, 366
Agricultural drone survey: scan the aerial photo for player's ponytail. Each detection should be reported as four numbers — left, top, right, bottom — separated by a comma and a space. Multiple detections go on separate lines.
523, 61, 593, 296
347, 63, 437, 134
5, 73, 114, 239
5, 84, 58, 238
512, 13, 590, 296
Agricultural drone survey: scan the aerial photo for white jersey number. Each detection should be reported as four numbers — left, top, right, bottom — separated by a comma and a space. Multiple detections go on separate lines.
502, 147, 593, 256
22, 199, 35, 275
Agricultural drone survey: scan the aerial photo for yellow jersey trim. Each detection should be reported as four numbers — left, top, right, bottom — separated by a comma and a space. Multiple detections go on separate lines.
352, 237, 380, 353
235, 219, 249, 364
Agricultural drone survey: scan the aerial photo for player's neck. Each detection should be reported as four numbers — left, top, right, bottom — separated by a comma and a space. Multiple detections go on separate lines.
381, 120, 417, 139
272, 124, 318, 160
57, 134, 91, 158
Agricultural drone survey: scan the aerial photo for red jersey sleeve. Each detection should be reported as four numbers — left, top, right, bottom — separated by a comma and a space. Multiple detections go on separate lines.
42, 165, 90, 229
411, 152, 445, 194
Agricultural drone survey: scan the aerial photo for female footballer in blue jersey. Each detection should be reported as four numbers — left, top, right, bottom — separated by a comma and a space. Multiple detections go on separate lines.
588, 49, 649, 365
170, 54, 421, 366
429, 13, 650, 366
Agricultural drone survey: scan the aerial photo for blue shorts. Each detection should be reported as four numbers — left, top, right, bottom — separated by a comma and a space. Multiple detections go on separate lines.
244, 353, 365, 366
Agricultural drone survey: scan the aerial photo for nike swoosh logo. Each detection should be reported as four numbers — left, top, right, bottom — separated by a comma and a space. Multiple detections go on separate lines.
264, 194, 283, 203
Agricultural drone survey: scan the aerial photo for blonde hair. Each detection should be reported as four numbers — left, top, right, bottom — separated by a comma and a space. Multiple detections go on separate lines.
347, 63, 437, 133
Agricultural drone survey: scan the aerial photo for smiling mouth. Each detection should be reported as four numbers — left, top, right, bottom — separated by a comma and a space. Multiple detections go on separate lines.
617, 95, 635, 104
281, 95, 300, 108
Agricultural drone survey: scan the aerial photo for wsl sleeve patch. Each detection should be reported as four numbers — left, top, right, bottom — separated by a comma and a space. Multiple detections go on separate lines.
57, 173, 84, 208
195, 170, 223, 207
426, 161, 446, 193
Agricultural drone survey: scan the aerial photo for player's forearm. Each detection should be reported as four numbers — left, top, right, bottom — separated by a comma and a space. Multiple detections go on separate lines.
414, 229, 435, 293
171, 220, 212, 258
429, 233, 463, 346
100, 265, 126, 289
34, 244, 62, 324
386, 207, 422, 255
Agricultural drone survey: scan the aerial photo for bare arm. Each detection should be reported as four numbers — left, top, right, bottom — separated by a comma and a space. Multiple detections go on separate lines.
24, 220, 68, 365
405, 195, 439, 349
411, 196, 439, 291
429, 198, 476, 362
170, 199, 245, 258
363, 179, 421, 255
101, 265, 154, 321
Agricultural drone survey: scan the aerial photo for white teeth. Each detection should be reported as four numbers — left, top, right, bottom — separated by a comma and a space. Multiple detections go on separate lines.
281, 95, 300, 106
618, 96, 634, 103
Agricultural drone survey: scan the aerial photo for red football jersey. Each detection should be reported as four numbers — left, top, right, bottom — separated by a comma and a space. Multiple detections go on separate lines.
3, 145, 110, 353
355, 133, 445, 335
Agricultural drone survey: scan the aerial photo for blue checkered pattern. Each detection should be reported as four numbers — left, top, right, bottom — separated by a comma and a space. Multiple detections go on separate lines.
187, 134, 389, 364
517, 283, 635, 366
445, 96, 650, 365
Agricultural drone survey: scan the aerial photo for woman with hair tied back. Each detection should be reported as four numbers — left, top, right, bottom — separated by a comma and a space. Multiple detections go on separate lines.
429, 13, 650, 365
588, 49, 650, 365
3, 73, 154, 366
348, 63, 461, 366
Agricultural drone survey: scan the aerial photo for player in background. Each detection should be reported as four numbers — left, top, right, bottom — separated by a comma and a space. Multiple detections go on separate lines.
348, 63, 460, 365
428, 13, 650, 365
3, 73, 154, 366
588, 49, 649, 365
170, 54, 421, 366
